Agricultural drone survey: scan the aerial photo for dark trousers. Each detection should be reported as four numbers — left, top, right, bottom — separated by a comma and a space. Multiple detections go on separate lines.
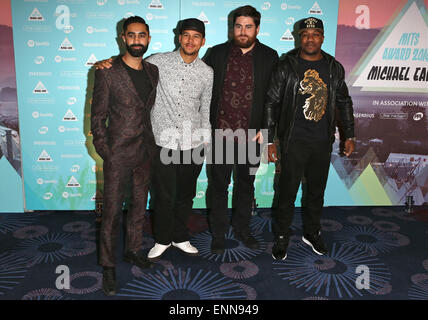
208, 139, 260, 238
152, 145, 204, 245
274, 139, 331, 237
99, 158, 151, 267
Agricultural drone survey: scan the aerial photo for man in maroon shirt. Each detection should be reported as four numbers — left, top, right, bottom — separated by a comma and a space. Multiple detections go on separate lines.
204, 5, 278, 254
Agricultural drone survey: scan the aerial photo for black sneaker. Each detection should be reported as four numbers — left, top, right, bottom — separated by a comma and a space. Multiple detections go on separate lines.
302, 231, 328, 255
211, 236, 225, 255
102, 267, 116, 296
272, 235, 290, 261
235, 232, 260, 250
123, 251, 154, 269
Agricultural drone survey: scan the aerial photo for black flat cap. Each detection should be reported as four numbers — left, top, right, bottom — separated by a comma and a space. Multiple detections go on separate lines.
298, 17, 324, 34
179, 18, 205, 37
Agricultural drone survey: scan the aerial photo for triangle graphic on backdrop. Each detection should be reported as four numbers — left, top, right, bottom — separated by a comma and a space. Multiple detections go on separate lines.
37, 150, 52, 162
28, 8, 44, 21
198, 11, 210, 24
280, 29, 294, 41
59, 37, 74, 51
349, 164, 393, 205
85, 54, 98, 66
66, 176, 80, 188
349, 0, 428, 93
63, 109, 77, 121
308, 2, 323, 15
148, 0, 163, 9
33, 81, 48, 94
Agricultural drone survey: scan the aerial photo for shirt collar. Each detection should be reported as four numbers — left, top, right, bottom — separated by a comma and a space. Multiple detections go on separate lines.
230, 41, 256, 57
176, 49, 199, 67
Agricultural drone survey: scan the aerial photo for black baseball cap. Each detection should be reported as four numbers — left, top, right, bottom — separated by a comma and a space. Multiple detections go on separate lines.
298, 17, 324, 34
179, 18, 205, 37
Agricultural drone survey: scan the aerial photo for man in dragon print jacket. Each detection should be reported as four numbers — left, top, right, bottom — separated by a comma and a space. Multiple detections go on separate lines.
262, 17, 355, 261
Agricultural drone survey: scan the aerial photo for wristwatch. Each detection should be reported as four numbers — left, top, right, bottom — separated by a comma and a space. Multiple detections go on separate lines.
346, 137, 356, 141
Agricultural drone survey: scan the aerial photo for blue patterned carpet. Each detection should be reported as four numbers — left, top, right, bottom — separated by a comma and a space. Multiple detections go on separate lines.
0, 206, 427, 300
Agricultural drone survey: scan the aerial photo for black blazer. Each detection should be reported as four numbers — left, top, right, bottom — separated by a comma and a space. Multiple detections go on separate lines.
91, 57, 159, 165
203, 40, 279, 131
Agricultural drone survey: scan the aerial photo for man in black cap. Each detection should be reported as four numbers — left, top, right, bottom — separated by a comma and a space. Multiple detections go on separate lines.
145, 18, 213, 260
261, 17, 355, 260
95, 18, 213, 260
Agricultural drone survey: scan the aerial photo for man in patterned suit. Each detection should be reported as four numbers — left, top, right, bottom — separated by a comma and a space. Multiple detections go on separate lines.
96, 19, 213, 261
91, 16, 158, 296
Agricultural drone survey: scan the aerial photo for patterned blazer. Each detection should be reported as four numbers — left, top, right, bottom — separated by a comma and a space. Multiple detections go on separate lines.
91, 57, 159, 165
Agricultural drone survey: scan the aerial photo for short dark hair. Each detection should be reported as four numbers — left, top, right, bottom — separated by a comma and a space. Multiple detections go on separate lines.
232, 5, 261, 28
123, 16, 149, 34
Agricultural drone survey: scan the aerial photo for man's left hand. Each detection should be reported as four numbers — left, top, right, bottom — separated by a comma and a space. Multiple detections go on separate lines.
344, 139, 355, 157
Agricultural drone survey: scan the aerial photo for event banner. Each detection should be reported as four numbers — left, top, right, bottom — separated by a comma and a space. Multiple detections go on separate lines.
0, 0, 24, 213
11, 0, 341, 211
11, 0, 180, 210
180, 0, 340, 208
335, 0, 428, 205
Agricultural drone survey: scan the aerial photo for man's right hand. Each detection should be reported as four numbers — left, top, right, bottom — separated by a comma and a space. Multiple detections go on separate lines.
267, 144, 278, 162
95, 58, 113, 69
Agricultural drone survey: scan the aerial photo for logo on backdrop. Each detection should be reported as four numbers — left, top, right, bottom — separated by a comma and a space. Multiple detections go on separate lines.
261, 2, 271, 11
85, 54, 98, 67
281, 29, 294, 41
34, 56, 45, 64
33, 81, 48, 94
66, 176, 80, 188
28, 8, 44, 21
309, 2, 323, 15
59, 38, 74, 51
149, 0, 163, 9
63, 110, 78, 121
198, 11, 209, 24
37, 150, 53, 162
39, 126, 49, 134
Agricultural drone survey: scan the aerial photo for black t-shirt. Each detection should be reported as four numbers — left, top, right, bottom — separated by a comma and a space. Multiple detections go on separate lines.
291, 57, 330, 144
121, 58, 152, 105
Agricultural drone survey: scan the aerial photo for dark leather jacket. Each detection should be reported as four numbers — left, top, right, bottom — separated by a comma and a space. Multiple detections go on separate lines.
264, 48, 354, 153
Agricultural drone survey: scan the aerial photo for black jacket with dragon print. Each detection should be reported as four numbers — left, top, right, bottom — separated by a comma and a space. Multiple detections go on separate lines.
263, 47, 354, 153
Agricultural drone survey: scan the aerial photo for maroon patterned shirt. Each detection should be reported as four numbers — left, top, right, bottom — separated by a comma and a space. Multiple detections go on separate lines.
217, 44, 254, 133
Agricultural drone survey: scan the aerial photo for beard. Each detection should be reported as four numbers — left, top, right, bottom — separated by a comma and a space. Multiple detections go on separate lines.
126, 44, 147, 57
234, 35, 256, 49
301, 44, 321, 56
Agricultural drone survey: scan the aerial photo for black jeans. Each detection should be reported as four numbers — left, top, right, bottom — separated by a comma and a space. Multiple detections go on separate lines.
208, 139, 260, 238
151, 145, 204, 245
273, 139, 331, 237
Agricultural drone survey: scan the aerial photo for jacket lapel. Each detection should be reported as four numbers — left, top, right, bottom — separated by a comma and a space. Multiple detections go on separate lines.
141, 59, 157, 107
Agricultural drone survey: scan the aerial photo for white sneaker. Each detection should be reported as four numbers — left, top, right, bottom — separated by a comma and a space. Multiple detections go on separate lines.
147, 243, 171, 260
172, 241, 199, 256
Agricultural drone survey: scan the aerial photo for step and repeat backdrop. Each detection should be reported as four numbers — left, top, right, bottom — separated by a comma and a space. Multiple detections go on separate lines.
1, 0, 427, 212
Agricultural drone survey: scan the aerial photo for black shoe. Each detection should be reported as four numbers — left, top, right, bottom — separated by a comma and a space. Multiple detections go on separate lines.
102, 267, 116, 296
272, 235, 290, 261
211, 237, 225, 255
123, 251, 154, 269
302, 231, 328, 255
235, 232, 259, 250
